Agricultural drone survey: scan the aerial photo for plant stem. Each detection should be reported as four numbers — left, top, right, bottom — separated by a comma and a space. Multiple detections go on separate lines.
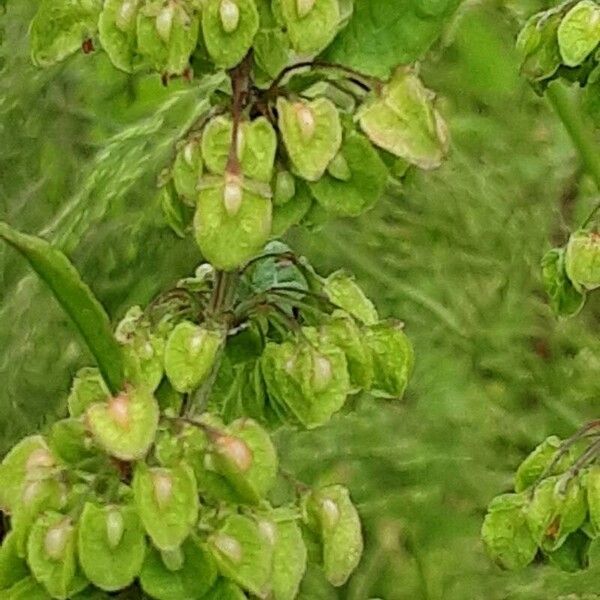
546, 83, 600, 195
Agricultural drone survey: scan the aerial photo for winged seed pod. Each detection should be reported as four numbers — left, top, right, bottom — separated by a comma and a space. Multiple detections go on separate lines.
587, 465, 600, 534
67, 367, 111, 418
278, 97, 343, 182
194, 176, 272, 271
271, 519, 307, 600
541, 248, 586, 318
323, 271, 379, 325
202, 0, 259, 68
173, 138, 203, 202
208, 514, 273, 597
565, 230, 600, 291
278, 0, 340, 55
140, 536, 217, 599
164, 321, 223, 393
78, 503, 146, 591
481, 493, 538, 570
557, 0, 600, 67
85, 387, 159, 461
99, 0, 142, 73
133, 462, 199, 550
27, 513, 87, 599
304, 485, 363, 587
358, 68, 449, 170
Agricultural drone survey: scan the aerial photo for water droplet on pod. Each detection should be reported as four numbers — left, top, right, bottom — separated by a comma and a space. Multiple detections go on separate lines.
220, 0, 240, 33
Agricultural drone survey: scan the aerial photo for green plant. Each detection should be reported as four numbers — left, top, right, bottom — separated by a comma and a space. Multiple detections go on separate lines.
482, 0, 600, 576
0, 0, 457, 597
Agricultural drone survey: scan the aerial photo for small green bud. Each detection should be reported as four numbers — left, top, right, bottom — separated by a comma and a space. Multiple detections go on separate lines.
220, 0, 241, 32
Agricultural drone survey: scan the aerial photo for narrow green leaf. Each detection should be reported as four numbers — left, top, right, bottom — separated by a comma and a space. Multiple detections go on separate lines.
0, 222, 124, 393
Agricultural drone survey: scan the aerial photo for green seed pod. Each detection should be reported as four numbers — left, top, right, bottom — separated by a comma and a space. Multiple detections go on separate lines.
133, 462, 199, 551
317, 313, 373, 392
541, 248, 586, 318
202, 0, 259, 68
304, 485, 363, 587
0, 435, 51, 513
78, 503, 146, 591
123, 331, 165, 393
545, 529, 590, 572
208, 514, 273, 597
526, 476, 587, 551
11, 478, 68, 557
29, 0, 101, 67
481, 493, 538, 570
86, 387, 159, 461
164, 321, 223, 393
516, 10, 562, 83
365, 320, 414, 399
261, 334, 350, 429
99, 0, 142, 73
194, 176, 272, 271
27, 513, 87, 599
173, 138, 203, 202
67, 367, 111, 418
310, 131, 389, 217
273, 170, 296, 206
514, 435, 573, 493
140, 536, 217, 600
202, 116, 239, 175
557, 0, 600, 67
0, 532, 29, 590
323, 270, 378, 325
565, 230, 600, 291
271, 179, 313, 238
137, 1, 199, 74
278, 97, 343, 182
204, 580, 247, 600
253, 28, 290, 79
211, 418, 278, 504
278, 0, 340, 55
587, 465, 600, 535
358, 68, 449, 170
271, 520, 307, 600
48, 418, 98, 466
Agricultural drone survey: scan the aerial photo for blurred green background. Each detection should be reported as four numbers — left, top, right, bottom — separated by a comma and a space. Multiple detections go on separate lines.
2, 0, 600, 598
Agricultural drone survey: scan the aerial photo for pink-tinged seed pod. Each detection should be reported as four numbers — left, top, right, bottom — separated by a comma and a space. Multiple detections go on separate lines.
156, 3, 175, 43
108, 393, 130, 429
106, 509, 125, 549
220, 0, 240, 33
297, 0, 316, 18
223, 174, 243, 216
320, 497, 341, 529
44, 520, 71, 560
313, 355, 332, 391
295, 103, 316, 141
26, 448, 55, 472
215, 435, 253, 472
213, 533, 243, 563
116, 0, 137, 32
152, 471, 173, 509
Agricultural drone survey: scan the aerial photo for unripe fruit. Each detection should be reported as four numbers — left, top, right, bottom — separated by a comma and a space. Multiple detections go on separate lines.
223, 174, 243, 216
213, 533, 243, 563
296, 104, 316, 141
215, 435, 253, 472
108, 392, 130, 428
44, 520, 70, 560
220, 0, 240, 33
297, 0, 316, 18
156, 3, 175, 43
152, 471, 174, 509
116, 0, 137, 31
106, 509, 125, 549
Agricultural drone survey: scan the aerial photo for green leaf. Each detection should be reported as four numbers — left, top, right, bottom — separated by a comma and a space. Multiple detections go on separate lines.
29, 0, 102, 67
323, 271, 378, 325
514, 435, 570, 493
557, 0, 600, 68
324, 0, 460, 78
78, 503, 146, 592
0, 222, 125, 394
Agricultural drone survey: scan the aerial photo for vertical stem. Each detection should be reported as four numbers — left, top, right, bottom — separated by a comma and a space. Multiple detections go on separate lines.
546, 82, 600, 192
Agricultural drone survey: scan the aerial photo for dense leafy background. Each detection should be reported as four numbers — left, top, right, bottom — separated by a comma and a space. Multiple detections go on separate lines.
2, 0, 600, 597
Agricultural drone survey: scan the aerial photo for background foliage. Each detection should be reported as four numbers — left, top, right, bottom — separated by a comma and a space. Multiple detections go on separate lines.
2, 0, 600, 597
